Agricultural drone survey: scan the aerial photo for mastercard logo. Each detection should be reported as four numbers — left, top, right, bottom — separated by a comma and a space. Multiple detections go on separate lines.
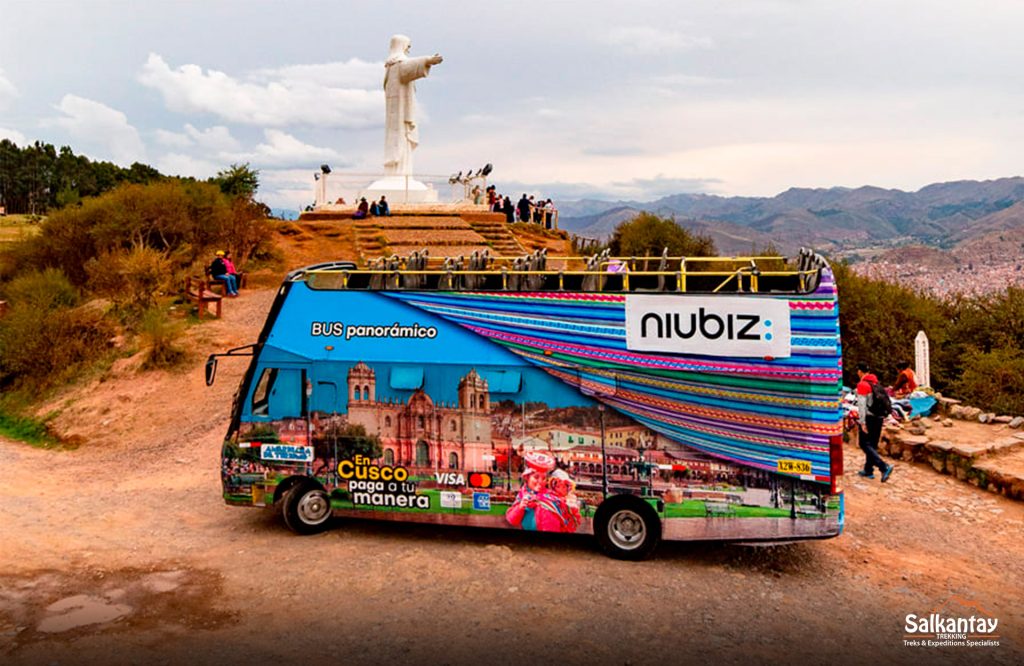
468, 472, 493, 489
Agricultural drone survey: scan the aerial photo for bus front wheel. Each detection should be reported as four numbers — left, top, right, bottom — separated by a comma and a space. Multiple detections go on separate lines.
281, 481, 332, 535
594, 497, 661, 560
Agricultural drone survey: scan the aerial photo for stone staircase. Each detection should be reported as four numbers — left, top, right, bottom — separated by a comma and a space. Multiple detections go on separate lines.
352, 219, 386, 256
463, 214, 526, 256
300, 208, 526, 262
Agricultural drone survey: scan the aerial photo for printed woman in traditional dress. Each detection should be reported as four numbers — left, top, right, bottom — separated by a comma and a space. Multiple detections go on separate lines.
505, 451, 556, 531
545, 468, 582, 533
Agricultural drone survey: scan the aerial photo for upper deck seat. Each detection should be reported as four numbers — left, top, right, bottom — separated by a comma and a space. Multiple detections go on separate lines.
632, 247, 670, 292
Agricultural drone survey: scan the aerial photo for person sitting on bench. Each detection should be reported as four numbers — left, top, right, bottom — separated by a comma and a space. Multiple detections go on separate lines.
210, 250, 239, 297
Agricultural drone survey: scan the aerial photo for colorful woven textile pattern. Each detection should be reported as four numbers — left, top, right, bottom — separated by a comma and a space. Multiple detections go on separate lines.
384, 268, 842, 482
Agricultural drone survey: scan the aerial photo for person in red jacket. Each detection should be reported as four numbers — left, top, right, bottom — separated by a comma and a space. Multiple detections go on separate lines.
856, 362, 894, 482
892, 361, 917, 398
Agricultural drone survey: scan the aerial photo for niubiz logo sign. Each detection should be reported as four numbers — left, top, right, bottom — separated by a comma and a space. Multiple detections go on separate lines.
625, 295, 791, 358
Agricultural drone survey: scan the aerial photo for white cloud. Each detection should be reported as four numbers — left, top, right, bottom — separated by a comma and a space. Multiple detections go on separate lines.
605, 26, 714, 54
226, 129, 345, 168
0, 67, 17, 110
153, 124, 239, 152
250, 59, 380, 88
0, 127, 27, 145
48, 94, 145, 164
184, 124, 241, 152
139, 53, 383, 128
154, 128, 193, 148
257, 168, 320, 210
155, 152, 221, 180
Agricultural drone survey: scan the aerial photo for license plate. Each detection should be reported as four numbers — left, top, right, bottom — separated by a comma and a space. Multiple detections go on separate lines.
777, 459, 812, 475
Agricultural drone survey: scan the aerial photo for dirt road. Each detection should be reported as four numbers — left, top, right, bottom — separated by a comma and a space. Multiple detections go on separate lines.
0, 290, 1021, 665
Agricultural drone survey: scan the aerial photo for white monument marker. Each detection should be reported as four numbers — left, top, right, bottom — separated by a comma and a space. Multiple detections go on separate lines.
914, 330, 930, 389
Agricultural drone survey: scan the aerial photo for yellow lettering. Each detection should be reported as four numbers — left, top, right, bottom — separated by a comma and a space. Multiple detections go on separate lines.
339, 459, 410, 484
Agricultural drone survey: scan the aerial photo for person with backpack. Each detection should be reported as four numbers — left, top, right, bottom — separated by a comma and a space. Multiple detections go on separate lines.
856, 362, 894, 482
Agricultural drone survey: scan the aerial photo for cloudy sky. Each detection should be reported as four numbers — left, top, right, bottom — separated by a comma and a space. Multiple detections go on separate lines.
1, 0, 1023, 210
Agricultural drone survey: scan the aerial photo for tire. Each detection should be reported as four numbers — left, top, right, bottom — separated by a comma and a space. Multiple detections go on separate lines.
281, 481, 332, 535
594, 496, 661, 561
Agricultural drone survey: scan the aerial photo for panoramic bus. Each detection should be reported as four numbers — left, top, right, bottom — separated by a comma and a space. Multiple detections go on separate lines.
209, 248, 844, 559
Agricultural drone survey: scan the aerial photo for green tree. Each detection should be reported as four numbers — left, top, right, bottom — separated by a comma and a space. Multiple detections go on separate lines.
609, 212, 716, 258
212, 163, 260, 199
950, 347, 1024, 414
831, 261, 951, 389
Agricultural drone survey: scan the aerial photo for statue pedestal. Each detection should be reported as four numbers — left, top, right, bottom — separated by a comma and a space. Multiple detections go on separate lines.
363, 176, 439, 204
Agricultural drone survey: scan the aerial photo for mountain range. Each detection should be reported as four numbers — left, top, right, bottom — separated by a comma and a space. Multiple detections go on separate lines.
557, 177, 1024, 256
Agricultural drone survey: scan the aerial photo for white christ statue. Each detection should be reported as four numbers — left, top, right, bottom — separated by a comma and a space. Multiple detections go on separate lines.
383, 34, 443, 176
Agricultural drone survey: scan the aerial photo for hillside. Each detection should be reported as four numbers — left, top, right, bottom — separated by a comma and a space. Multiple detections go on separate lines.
559, 176, 1024, 254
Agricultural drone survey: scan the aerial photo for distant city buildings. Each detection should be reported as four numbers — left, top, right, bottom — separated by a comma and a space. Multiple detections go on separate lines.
852, 254, 1024, 299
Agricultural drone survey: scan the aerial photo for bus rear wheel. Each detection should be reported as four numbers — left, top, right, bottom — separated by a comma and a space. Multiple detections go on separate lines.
595, 497, 661, 560
281, 481, 332, 535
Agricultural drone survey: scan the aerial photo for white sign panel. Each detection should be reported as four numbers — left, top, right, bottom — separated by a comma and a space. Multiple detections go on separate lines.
440, 491, 462, 509
625, 295, 791, 358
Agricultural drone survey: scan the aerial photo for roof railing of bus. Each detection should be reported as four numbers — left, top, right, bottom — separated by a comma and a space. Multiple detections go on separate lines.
299, 248, 828, 294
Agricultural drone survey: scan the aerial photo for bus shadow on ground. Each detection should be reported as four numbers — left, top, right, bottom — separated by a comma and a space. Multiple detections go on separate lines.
246, 510, 830, 577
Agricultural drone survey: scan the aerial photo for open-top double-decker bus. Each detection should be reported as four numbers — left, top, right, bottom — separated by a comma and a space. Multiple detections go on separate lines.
210, 248, 844, 559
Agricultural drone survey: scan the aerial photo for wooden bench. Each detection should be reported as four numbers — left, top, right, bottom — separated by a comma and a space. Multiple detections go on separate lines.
203, 268, 247, 295
185, 275, 223, 318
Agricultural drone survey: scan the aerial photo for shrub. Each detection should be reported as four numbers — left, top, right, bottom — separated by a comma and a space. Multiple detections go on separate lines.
138, 307, 187, 370
86, 247, 172, 318
0, 268, 79, 310
0, 301, 117, 390
950, 347, 1024, 415
4, 180, 271, 286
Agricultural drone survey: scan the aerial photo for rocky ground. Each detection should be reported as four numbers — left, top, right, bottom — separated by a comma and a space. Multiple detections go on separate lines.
0, 290, 1022, 665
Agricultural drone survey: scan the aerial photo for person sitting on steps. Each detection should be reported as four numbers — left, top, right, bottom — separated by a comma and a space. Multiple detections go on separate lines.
353, 197, 369, 219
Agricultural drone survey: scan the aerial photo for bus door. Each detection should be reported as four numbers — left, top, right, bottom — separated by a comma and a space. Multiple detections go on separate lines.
307, 363, 347, 484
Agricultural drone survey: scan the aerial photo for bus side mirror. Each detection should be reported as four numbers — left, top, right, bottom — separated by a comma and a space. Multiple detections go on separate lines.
205, 355, 218, 386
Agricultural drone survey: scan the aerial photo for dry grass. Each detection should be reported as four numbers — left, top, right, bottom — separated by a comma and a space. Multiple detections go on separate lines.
0, 215, 42, 243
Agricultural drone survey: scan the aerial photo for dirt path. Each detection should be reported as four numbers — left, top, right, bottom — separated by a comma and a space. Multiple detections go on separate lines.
0, 290, 1021, 665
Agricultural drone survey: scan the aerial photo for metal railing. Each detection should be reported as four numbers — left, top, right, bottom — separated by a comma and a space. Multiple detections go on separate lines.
298, 249, 825, 295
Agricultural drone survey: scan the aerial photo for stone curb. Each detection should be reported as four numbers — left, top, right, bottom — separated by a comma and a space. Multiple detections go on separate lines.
870, 424, 1024, 501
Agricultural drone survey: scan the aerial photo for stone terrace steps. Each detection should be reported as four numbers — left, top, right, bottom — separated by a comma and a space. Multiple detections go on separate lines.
323, 211, 527, 261
878, 422, 1024, 501
351, 220, 385, 257
465, 218, 526, 256
368, 217, 473, 230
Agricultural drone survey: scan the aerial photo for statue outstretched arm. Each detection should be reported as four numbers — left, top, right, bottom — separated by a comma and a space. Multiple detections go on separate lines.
398, 54, 442, 84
